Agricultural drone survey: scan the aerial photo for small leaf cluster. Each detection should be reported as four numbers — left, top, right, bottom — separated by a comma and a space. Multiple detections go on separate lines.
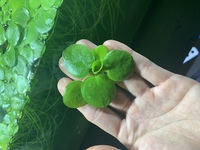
62, 44, 135, 108
0, 0, 63, 149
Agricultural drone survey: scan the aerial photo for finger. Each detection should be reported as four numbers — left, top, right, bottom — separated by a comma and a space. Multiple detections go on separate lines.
76, 39, 97, 49
86, 145, 119, 150
117, 73, 150, 97
109, 87, 133, 113
78, 105, 122, 139
57, 77, 72, 95
103, 40, 174, 86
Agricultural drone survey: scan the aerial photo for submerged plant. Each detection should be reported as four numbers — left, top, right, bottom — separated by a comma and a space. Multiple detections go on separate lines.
0, 0, 63, 149
62, 44, 135, 108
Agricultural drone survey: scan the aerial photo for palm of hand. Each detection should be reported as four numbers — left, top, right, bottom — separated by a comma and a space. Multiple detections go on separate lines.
58, 40, 200, 150
124, 74, 200, 150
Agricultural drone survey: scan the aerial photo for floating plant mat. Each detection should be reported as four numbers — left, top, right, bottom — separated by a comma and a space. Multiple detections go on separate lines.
0, 0, 63, 149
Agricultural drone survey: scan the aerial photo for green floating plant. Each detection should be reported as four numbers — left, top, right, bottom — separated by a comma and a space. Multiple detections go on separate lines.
62, 44, 135, 108
0, 0, 63, 149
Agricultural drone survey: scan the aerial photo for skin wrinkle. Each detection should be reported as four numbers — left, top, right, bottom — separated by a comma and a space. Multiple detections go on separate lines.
172, 120, 200, 142
109, 88, 132, 113
130, 78, 198, 146
136, 119, 200, 150
175, 83, 198, 108
145, 74, 194, 117
161, 125, 200, 145
117, 118, 137, 149
164, 77, 196, 113
136, 114, 200, 147
117, 74, 148, 97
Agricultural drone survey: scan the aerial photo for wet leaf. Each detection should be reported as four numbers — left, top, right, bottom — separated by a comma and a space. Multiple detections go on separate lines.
0, 24, 6, 45
0, 107, 6, 122
15, 75, 29, 94
0, 11, 3, 24
0, 81, 4, 93
13, 56, 28, 77
2, 4, 9, 12
2, 11, 10, 25
0, 123, 11, 143
6, 23, 20, 46
41, 0, 56, 10
29, 0, 41, 9
18, 44, 34, 63
9, 0, 25, 13
2, 4, 11, 25
92, 60, 103, 74
11, 95, 25, 111
4, 81, 17, 97
92, 45, 109, 61
3, 46, 16, 68
12, 7, 30, 28
34, 7, 57, 33
53, 0, 63, 8
0, 66, 5, 80
103, 50, 135, 81
81, 74, 116, 108
29, 40, 46, 59
63, 81, 86, 108
62, 44, 95, 78
23, 22, 39, 43
0, 0, 7, 7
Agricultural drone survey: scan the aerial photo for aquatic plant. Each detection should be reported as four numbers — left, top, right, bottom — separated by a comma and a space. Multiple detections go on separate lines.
0, 0, 63, 149
62, 44, 135, 108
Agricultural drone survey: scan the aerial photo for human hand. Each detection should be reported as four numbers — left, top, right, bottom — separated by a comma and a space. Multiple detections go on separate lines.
57, 39, 200, 150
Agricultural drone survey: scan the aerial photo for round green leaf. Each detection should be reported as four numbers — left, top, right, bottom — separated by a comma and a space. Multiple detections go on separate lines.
12, 7, 30, 28
2, 3, 9, 12
3, 46, 16, 68
15, 75, 29, 94
4, 81, 17, 97
0, 123, 11, 143
41, 0, 56, 10
53, 0, 63, 8
92, 60, 103, 74
0, 107, 6, 122
0, 81, 4, 93
29, 0, 41, 9
103, 50, 135, 81
18, 44, 34, 63
0, 11, 3, 24
0, 66, 5, 80
11, 95, 25, 110
23, 22, 39, 43
63, 81, 86, 108
92, 45, 109, 61
0, 24, 6, 45
62, 44, 95, 78
34, 7, 56, 33
2, 11, 10, 25
81, 74, 116, 108
13, 55, 28, 77
9, 0, 26, 14
0, 0, 7, 7
2, 4, 11, 25
30, 40, 46, 59
6, 23, 20, 46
